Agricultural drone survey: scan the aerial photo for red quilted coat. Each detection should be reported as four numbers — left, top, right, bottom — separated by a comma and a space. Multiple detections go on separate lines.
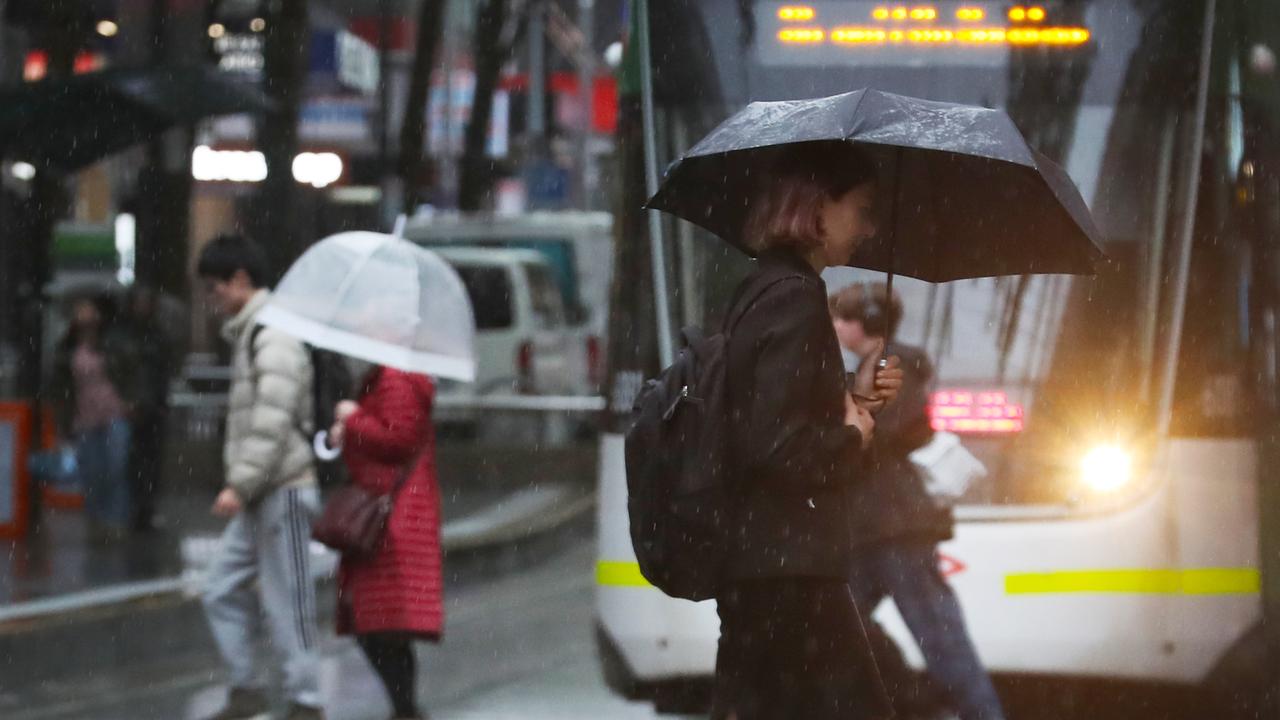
335, 367, 443, 639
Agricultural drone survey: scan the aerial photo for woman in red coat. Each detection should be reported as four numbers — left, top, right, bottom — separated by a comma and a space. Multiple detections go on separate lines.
330, 366, 441, 720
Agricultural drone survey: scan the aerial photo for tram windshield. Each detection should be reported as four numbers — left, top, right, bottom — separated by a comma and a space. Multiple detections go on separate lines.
640, 0, 1248, 507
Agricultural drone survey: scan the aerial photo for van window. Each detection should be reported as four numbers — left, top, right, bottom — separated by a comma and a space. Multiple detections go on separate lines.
525, 263, 566, 329
422, 236, 580, 311
454, 265, 514, 330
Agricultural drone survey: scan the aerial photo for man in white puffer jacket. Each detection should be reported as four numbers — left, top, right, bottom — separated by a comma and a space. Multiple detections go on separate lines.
196, 234, 324, 720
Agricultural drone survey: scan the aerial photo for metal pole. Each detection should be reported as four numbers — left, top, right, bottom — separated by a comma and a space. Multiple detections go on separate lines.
1139, 116, 1177, 403
378, 0, 393, 221
672, 116, 699, 327
577, 0, 596, 210
528, 0, 546, 149
636, 0, 674, 367
441, 0, 461, 206
1156, 0, 1216, 437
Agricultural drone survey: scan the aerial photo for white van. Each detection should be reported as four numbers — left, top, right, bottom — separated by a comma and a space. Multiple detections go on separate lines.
405, 211, 613, 393
432, 247, 584, 408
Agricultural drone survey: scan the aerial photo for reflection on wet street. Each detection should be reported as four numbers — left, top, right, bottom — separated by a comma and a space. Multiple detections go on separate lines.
0, 523, 680, 720
0, 516, 1213, 720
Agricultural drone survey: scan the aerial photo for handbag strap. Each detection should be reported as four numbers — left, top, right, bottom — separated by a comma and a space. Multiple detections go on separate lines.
385, 443, 426, 501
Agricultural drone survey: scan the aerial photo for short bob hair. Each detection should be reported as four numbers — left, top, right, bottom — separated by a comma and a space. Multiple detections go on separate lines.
196, 233, 270, 288
742, 142, 878, 255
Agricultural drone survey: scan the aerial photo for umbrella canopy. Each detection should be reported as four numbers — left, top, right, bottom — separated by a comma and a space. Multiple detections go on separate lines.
647, 88, 1104, 282
257, 232, 477, 382
0, 64, 272, 172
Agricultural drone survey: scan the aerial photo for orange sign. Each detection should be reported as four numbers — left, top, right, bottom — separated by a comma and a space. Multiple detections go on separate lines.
0, 403, 33, 539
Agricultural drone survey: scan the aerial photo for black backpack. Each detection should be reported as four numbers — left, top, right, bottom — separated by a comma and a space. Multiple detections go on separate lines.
624, 273, 800, 601
250, 325, 354, 489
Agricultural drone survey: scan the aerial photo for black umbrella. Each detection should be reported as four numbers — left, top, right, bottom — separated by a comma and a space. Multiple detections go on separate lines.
647, 88, 1104, 285
0, 64, 273, 172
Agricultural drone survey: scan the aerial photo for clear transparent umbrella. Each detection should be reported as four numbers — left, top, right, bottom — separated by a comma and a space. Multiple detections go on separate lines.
257, 231, 476, 382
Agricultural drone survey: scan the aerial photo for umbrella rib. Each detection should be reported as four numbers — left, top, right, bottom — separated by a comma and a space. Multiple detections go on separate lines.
842, 89, 870, 142
326, 240, 383, 326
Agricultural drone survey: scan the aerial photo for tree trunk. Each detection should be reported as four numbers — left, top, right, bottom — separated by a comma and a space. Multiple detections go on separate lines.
256, 0, 309, 279
457, 0, 509, 212
135, 0, 195, 297
400, 0, 446, 211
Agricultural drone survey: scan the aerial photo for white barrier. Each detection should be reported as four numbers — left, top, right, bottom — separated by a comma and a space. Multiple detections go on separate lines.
170, 392, 607, 413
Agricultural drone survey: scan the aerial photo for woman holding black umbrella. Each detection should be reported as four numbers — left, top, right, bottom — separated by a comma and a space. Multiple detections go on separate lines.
648, 89, 1102, 719
715, 142, 902, 720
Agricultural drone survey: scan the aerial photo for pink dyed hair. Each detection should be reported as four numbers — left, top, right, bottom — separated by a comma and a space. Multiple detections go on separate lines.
742, 142, 878, 255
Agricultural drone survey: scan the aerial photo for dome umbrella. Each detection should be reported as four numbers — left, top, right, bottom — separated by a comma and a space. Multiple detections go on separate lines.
257, 232, 476, 382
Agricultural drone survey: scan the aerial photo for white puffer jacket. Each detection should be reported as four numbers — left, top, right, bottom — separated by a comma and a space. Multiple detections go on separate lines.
222, 290, 315, 502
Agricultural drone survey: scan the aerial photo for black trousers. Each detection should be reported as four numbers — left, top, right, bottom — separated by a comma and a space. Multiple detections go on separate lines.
712, 578, 891, 720
357, 633, 421, 718
128, 410, 165, 528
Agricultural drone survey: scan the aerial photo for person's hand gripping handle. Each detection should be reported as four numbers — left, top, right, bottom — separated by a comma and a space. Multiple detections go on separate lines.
851, 339, 904, 414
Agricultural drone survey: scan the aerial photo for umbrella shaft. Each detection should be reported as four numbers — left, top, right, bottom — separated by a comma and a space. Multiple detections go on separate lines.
879, 145, 903, 364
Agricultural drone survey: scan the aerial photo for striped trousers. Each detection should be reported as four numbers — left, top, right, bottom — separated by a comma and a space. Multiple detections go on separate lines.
203, 483, 322, 707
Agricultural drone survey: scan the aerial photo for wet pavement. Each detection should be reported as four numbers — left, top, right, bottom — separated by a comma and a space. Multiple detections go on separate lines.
0, 518, 1216, 720
0, 437, 597, 608
0, 522, 678, 720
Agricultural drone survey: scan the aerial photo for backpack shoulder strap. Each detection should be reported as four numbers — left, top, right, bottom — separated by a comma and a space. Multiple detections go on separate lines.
248, 322, 315, 443
247, 323, 265, 359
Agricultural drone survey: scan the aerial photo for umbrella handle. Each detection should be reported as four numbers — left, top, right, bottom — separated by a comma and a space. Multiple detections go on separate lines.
314, 430, 343, 461
877, 270, 896, 370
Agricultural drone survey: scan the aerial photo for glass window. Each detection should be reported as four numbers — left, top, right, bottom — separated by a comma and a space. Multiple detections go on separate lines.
454, 265, 514, 330
525, 263, 566, 329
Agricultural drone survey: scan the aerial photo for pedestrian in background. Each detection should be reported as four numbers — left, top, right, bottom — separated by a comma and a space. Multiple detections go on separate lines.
196, 234, 325, 720
328, 364, 442, 720
713, 143, 902, 720
832, 282, 1006, 720
124, 284, 174, 532
50, 294, 138, 539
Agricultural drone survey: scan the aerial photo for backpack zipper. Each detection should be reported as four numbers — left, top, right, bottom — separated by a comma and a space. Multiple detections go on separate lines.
663, 385, 704, 421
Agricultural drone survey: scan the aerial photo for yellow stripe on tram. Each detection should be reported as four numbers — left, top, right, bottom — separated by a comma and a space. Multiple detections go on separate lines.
597, 560, 1260, 595
597, 560, 652, 587
1005, 568, 1260, 595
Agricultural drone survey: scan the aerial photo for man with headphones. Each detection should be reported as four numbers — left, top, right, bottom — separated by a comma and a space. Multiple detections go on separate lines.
830, 283, 1005, 720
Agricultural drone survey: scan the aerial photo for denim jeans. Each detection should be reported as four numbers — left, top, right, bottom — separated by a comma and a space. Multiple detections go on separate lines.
77, 419, 132, 530
850, 540, 1006, 720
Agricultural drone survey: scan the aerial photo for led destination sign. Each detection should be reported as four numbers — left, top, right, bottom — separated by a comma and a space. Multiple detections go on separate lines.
759, 2, 1092, 67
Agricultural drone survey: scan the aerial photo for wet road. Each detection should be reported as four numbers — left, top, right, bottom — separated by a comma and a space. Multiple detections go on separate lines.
2, 522, 674, 720
1, 519, 1212, 720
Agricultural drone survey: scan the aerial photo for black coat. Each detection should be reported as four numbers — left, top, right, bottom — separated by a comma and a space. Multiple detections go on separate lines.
849, 343, 953, 547
725, 249, 866, 580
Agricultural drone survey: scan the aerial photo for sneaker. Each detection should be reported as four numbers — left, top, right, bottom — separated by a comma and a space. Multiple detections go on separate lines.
203, 687, 270, 720
285, 702, 326, 720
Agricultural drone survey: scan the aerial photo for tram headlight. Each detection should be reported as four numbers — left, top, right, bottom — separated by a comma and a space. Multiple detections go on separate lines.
1080, 444, 1132, 493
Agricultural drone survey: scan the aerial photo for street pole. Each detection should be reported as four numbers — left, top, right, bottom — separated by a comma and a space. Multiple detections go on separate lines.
458, 0, 510, 211
577, 0, 595, 210
378, 0, 394, 226
635, 0, 674, 367
528, 0, 546, 157
399, 0, 445, 211
257, 0, 309, 278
